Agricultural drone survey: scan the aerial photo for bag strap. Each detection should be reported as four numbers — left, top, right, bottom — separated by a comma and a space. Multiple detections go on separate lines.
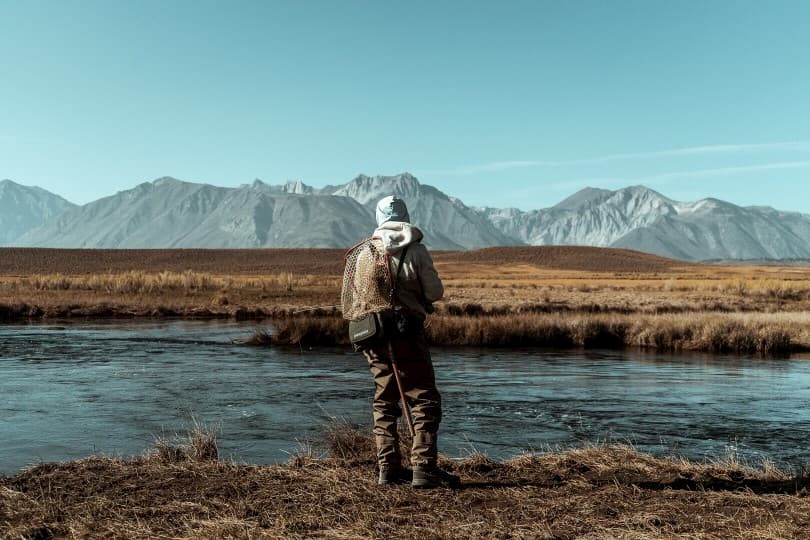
389, 245, 411, 306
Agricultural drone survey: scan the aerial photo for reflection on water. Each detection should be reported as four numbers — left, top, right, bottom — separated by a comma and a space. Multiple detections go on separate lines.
2, 321, 810, 474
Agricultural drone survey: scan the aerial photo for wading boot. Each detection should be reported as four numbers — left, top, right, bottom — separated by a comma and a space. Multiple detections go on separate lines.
378, 464, 412, 486
411, 465, 461, 489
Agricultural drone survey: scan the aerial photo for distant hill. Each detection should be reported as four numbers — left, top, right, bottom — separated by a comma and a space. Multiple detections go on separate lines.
6, 174, 810, 260
0, 180, 76, 245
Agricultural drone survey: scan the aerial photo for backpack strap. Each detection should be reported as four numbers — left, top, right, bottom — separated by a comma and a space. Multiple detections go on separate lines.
389, 245, 411, 306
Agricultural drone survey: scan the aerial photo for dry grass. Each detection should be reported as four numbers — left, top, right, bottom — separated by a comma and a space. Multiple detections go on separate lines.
3, 424, 810, 539
4, 246, 810, 354
7, 270, 333, 294
0, 270, 340, 320
151, 418, 220, 464
255, 311, 810, 354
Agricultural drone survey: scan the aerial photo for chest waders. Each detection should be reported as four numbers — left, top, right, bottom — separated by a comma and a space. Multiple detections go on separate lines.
386, 245, 415, 437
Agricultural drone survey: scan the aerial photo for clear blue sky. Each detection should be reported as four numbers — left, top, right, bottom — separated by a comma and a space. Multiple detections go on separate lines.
2, 0, 809, 211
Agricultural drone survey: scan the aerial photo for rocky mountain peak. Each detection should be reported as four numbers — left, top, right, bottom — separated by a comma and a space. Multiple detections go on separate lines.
334, 173, 422, 205
675, 197, 737, 216
283, 180, 314, 195
353, 172, 420, 189
0, 179, 15, 194
606, 185, 674, 216
617, 185, 670, 199
152, 176, 184, 186
0, 179, 44, 195
553, 187, 613, 210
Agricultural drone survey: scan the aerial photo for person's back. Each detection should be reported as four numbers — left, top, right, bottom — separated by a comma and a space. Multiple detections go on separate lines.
373, 220, 444, 321
347, 195, 458, 488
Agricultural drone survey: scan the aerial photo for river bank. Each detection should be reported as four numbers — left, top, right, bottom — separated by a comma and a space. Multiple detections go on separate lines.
254, 310, 810, 355
2, 425, 809, 539
4, 301, 807, 354
4, 247, 810, 354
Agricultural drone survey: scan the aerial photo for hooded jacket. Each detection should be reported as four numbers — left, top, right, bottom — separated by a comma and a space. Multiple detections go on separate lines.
373, 221, 444, 320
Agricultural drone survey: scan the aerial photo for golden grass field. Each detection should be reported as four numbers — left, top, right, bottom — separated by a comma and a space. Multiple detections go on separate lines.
2, 422, 810, 539
2, 246, 810, 353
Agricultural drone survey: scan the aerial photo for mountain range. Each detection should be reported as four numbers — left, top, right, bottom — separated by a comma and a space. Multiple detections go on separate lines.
2, 174, 810, 261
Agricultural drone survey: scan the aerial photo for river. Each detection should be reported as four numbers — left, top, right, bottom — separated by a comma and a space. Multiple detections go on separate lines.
2, 320, 809, 474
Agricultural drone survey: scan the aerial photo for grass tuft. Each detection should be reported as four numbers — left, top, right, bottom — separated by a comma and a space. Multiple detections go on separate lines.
150, 419, 219, 464
323, 420, 375, 461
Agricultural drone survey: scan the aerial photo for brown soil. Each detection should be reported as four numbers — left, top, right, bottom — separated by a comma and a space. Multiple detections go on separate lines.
438, 246, 690, 273
2, 426, 809, 539
0, 246, 687, 277
0, 248, 346, 276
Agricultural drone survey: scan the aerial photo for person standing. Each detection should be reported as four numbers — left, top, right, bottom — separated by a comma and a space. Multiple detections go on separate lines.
357, 195, 458, 488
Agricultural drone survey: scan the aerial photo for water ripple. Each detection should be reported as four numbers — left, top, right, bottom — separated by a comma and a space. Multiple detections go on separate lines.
2, 320, 810, 473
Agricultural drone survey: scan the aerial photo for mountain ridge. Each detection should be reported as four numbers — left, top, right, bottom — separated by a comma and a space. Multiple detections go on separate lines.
5, 175, 810, 260
0, 180, 77, 245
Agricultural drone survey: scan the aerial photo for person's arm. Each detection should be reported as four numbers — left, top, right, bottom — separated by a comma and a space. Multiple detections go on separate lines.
415, 245, 444, 304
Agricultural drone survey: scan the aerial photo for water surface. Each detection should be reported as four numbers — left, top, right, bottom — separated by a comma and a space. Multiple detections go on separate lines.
2, 321, 809, 474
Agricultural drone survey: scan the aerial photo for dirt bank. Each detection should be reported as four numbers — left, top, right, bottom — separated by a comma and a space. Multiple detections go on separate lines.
2, 426, 809, 539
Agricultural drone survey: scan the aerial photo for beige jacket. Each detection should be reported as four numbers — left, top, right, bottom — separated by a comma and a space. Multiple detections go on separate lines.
374, 222, 444, 320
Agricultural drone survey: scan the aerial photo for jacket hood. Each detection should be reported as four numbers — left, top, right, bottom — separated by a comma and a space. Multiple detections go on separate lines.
374, 221, 423, 253
375, 196, 410, 226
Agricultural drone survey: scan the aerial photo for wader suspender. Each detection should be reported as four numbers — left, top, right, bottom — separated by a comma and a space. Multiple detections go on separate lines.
387, 244, 415, 437
389, 245, 411, 308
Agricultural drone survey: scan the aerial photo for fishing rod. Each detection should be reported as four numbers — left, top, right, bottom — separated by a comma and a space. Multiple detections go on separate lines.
387, 339, 415, 438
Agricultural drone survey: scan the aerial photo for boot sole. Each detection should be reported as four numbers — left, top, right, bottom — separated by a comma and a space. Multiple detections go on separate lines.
412, 479, 460, 489
412, 482, 437, 489
378, 479, 410, 486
